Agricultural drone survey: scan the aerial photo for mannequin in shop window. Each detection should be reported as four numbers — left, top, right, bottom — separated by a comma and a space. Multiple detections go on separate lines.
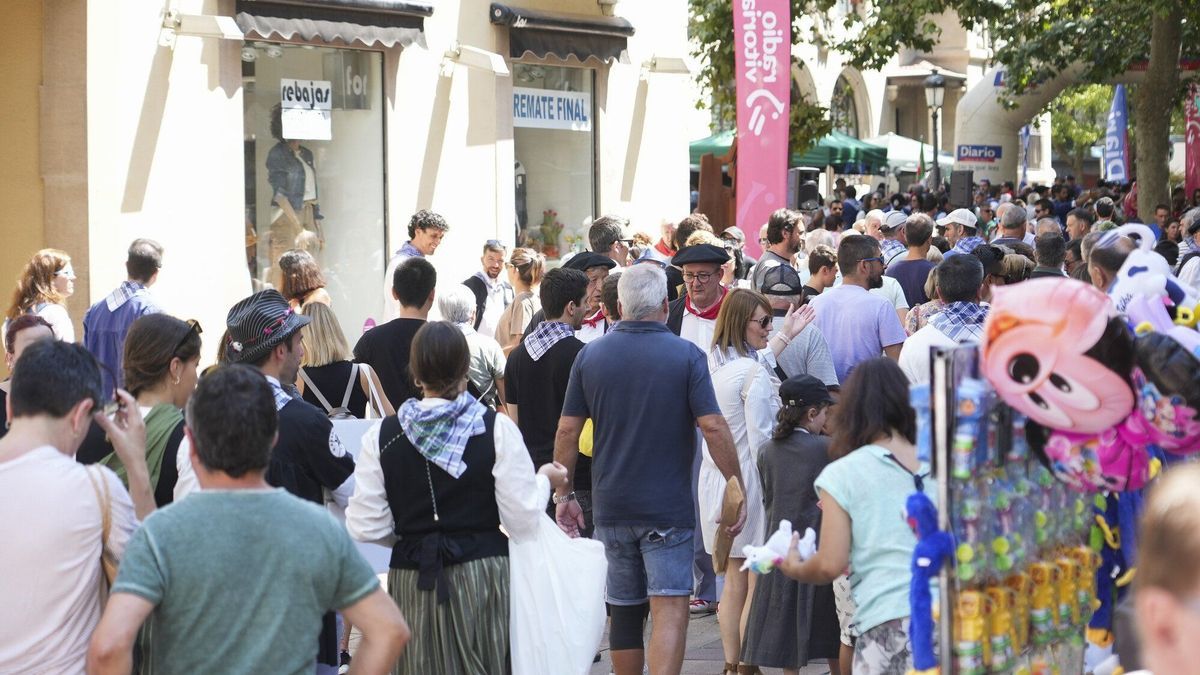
266, 104, 324, 291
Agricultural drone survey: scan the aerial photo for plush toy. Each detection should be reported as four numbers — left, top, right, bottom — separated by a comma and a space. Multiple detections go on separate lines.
1088, 494, 1126, 646
1108, 244, 1199, 317
906, 492, 954, 673
1131, 333, 1200, 454
982, 279, 1135, 435
740, 520, 816, 574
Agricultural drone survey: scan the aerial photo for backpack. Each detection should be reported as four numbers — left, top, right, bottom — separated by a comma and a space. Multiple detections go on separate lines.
299, 363, 359, 420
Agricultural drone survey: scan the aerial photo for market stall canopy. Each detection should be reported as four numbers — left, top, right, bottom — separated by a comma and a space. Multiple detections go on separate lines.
863, 133, 955, 174
689, 129, 736, 166
489, 3, 635, 63
235, 0, 432, 49
791, 131, 888, 174
690, 130, 887, 173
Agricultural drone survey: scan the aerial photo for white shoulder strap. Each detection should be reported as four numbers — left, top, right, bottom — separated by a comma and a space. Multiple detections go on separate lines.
298, 367, 335, 414
341, 363, 358, 409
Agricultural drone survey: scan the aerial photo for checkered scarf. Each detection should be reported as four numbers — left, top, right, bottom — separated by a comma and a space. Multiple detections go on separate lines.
104, 281, 147, 312
928, 301, 989, 342
950, 236, 987, 257
397, 391, 487, 479
524, 321, 576, 361
881, 239, 905, 262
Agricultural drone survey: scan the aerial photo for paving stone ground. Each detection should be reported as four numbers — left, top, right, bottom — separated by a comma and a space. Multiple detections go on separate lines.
588, 611, 832, 675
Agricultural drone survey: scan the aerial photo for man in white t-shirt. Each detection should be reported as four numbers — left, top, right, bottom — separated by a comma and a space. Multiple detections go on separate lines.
0, 340, 154, 673
899, 255, 988, 384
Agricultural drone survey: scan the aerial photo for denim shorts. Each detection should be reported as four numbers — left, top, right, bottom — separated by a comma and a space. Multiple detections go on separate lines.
594, 525, 694, 605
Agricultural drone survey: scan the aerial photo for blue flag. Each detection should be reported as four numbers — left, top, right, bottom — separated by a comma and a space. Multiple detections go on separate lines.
1104, 85, 1131, 183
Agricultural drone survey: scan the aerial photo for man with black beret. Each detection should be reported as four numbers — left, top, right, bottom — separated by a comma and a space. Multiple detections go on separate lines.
666, 244, 731, 342
563, 252, 618, 343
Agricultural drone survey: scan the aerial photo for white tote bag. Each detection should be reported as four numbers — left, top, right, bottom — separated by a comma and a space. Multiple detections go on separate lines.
509, 497, 608, 675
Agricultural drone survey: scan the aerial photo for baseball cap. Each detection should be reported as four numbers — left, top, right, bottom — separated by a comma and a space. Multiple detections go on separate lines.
779, 375, 834, 408
936, 208, 979, 232
759, 263, 804, 296
880, 211, 908, 232
720, 226, 746, 244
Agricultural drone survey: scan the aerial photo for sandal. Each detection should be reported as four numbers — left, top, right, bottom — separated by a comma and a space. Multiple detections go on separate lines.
737, 665, 762, 675
724, 662, 737, 675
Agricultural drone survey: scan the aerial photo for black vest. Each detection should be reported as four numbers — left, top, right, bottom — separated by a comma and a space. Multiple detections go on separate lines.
378, 411, 507, 601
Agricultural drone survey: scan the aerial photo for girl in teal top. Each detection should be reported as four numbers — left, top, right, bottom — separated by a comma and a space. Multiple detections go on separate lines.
778, 358, 937, 674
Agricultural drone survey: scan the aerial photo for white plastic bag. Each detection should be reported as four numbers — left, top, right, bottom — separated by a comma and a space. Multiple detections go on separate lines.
509, 507, 607, 675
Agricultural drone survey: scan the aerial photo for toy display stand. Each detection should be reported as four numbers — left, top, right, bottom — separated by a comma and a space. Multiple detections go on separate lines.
927, 344, 1089, 675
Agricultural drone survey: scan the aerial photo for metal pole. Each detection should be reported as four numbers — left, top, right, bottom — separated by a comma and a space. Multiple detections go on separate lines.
932, 108, 941, 190
930, 347, 956, 672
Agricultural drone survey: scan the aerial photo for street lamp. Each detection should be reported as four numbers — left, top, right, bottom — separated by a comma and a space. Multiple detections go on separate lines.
924, 69, 946, 190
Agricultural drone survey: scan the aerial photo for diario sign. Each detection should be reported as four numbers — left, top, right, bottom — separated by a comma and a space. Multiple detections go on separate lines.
512, 87, 591, 131
281, 79, 332, 141
957, 145, 1003, 163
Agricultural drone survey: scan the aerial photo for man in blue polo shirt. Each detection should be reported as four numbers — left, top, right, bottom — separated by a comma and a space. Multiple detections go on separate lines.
553, 263, 746, 675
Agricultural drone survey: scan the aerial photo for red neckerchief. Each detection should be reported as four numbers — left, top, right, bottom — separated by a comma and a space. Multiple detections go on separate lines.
654, 239, 675, 258
684, 286, 728, 320
582, 310, 606, 328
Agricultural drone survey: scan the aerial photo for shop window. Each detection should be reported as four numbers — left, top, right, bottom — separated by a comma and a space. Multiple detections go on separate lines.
512, 64, 596, 260
243, 42, 386, 335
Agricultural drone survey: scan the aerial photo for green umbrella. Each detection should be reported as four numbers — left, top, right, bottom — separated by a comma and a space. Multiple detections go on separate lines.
690, 130, 887, 173
689, 129, 736, 165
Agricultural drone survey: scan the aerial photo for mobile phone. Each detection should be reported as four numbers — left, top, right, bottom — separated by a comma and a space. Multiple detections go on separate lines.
102, 395, 124, 417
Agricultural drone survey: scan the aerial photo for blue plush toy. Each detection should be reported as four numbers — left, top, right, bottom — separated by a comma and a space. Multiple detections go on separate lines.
907, 492, 955, 673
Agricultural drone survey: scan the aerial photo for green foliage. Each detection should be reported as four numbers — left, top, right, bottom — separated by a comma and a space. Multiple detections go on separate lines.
1049, 85, 1111, 174
689, 0, 831, 154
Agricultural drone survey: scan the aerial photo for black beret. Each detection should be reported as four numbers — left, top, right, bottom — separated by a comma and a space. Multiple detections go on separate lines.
672, 244, 730, 266
563, 251, 618, 271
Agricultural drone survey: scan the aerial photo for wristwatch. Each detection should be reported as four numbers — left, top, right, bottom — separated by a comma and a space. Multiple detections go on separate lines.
552, 491, 577, 505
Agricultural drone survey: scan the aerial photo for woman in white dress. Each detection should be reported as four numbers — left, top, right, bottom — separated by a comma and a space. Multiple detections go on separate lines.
699, 288, 815, 675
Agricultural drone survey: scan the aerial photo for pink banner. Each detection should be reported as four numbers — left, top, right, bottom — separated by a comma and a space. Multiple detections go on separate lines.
1186, 83, 1200, 204
734, 0, 790, 260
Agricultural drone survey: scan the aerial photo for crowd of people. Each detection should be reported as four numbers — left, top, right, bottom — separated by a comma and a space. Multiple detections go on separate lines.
2, 171, 1199, 675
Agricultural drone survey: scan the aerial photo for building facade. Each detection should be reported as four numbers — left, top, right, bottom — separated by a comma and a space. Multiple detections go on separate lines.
2, 0, 695, 364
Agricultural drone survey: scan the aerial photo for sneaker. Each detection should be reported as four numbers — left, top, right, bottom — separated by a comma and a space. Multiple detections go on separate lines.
338, 650, 351, 675
689, 598, 716, 616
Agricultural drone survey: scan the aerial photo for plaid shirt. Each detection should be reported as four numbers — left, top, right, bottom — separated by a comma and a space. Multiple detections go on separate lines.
524, 321, 576, 361
928, 301, 988, 342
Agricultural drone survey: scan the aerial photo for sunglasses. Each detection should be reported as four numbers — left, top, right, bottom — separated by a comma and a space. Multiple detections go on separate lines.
173, 319, 203, 355
748, 315, 773, 329
859, 256, 884, 265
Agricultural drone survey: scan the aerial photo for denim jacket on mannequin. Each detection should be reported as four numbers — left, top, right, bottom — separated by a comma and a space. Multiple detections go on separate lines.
266, 141, 322, 219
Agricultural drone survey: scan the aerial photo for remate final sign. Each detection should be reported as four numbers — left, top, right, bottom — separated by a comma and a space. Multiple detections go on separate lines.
512, 87, 592, 131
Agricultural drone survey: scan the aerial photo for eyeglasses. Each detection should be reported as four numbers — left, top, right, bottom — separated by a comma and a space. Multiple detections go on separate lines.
682, 271, 715, 284
748, 315, 772, 329
55, 265, 75, 279
173, 319, 203, 356
859, 256, 884, 265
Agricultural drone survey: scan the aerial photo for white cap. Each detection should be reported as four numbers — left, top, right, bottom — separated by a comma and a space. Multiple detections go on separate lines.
936, 208, 979, 231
